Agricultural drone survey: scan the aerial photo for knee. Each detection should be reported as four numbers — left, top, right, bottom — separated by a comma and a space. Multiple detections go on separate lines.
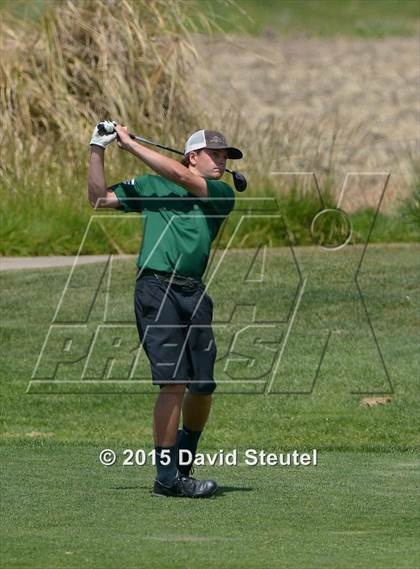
159, 384, 186, 398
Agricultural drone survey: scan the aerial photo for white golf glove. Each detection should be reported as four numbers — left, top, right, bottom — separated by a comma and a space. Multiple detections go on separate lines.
90, 120, 117, 148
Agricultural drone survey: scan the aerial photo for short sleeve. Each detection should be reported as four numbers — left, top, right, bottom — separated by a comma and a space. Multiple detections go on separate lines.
205, 180, 235, 216
110, 176, 148, 212
110, 174, 189, 211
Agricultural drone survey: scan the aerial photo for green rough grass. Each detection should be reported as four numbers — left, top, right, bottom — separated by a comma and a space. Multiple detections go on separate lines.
1, 441, 419, 569
2, 0, 418, 36
0, 0, 45, 19
401, 181, 420, 232
198, 0, 420, 37
1, 245, 419, 448
1, 188, 418, 256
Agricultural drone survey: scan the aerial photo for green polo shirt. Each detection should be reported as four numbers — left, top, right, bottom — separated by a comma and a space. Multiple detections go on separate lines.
111, 174, 234, 278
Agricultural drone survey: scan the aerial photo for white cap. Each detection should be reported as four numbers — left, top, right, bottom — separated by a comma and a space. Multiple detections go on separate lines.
184, 129, 243, 159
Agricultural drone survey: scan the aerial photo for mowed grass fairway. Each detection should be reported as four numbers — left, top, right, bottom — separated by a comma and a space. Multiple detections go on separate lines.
2, 443, 419, 569
1, 245, 419, 568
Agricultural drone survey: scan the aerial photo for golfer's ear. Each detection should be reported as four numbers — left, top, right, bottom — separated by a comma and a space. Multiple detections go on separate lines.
188, 151, 198, 166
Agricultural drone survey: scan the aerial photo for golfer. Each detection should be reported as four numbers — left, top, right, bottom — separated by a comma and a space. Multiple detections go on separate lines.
88, 121, 243, 498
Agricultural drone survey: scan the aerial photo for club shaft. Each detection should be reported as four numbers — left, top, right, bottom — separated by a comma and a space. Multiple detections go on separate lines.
130, 134, 183, 156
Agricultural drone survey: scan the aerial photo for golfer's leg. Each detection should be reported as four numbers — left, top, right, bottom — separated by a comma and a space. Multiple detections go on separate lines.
153, 383, 186, 486
176, 393, 212, 477
182, 392, 212, 431
154, 384, 186, 446
177, 287, 217, 476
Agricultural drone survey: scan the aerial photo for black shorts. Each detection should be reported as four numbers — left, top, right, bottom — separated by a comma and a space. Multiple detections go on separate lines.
134, 270, 217, 395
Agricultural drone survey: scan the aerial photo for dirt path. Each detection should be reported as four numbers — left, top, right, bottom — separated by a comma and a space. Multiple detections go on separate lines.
191, 34, 419, 210
0, 256, 114, 271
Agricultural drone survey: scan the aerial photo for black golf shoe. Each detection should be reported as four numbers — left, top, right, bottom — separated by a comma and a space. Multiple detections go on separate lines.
152, 475, 218, 498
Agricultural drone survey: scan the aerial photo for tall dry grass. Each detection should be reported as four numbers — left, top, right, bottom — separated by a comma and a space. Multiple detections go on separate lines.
0, 0, 215, 195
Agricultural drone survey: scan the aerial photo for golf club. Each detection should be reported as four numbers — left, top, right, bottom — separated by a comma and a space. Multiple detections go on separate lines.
98, 123, 247, 192
130, 133, 247, 192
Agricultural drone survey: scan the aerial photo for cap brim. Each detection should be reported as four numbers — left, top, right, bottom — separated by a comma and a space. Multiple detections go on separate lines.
226, 147, 243, 159
205, 145, 243, 159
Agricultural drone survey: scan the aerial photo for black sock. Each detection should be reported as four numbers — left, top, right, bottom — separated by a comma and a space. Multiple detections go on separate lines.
176, 425, 202, 476
155, 445, 178, 487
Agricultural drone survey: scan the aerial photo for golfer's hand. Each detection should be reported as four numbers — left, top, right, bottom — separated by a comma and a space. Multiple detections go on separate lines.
90, 121, 117, 149
115, 125, 133, 151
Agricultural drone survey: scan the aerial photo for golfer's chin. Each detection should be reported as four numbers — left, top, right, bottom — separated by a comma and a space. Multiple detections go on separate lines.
209, 170, 224, 180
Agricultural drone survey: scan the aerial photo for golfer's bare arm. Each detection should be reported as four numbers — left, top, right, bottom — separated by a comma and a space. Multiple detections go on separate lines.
88, 147, 120, 209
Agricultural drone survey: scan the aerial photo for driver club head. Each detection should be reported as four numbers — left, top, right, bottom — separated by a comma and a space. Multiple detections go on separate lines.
231, 171, 247, 192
